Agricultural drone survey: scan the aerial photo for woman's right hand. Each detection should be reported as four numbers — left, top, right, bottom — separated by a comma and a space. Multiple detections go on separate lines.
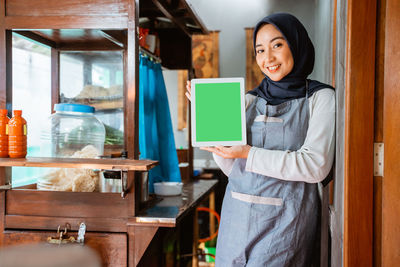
185, 80, 191, 102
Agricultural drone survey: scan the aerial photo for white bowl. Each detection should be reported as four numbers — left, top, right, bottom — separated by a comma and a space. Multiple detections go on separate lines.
154, 182, 183, 196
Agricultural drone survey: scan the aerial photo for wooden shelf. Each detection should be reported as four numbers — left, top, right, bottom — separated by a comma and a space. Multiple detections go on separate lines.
0, 157, 157, 171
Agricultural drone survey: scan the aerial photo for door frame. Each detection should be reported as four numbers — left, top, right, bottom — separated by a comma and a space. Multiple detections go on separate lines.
343, 0, 376, 266
381, 0, 400, 265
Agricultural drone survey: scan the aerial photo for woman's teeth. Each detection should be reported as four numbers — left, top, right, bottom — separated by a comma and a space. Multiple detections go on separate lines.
267, 65, 280, 71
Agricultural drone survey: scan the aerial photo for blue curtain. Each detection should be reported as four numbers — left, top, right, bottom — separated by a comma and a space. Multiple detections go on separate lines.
139, 55, 181, 192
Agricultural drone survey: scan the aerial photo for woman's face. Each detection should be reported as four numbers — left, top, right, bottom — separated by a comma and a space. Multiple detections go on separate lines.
255, 24, 294, 81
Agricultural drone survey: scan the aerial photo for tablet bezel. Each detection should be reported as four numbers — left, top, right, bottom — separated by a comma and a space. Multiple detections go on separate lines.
191, 77, 247, 147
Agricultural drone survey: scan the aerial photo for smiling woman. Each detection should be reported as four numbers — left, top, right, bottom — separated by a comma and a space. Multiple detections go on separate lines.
255, 24, 294, 81
193, 13, 336, 266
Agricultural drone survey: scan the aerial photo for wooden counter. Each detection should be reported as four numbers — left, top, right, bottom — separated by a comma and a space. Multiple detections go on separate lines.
2, 179, 218, 266
133, 179, 218, 227
4, 179, 217, 230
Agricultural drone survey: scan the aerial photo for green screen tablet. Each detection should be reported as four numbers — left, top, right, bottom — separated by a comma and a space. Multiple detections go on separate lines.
191, 78, 246, 147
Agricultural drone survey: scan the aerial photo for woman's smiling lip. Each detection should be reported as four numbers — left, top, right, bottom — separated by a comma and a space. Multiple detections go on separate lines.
267, 64, 281, 73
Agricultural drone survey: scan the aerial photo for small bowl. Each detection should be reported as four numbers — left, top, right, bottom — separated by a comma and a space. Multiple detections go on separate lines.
154, 182, 183, 196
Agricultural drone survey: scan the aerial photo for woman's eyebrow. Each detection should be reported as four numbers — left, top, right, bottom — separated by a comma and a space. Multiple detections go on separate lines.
270, 36, 285, 43
255, 36, 285, 47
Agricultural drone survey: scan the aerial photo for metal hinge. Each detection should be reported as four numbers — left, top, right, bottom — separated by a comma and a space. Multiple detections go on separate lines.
374, 143, 384, 176
0, 184, 11, 191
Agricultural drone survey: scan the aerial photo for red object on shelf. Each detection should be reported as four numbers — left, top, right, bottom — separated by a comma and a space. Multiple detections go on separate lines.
8, 110, 27, 158
139, 27, 149, 49
0, 109, 10, 158
139, 27, 160, 56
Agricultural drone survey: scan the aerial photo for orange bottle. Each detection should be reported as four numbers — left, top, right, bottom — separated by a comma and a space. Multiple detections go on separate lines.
8, 110, 27, 158
0, 109, 9, 157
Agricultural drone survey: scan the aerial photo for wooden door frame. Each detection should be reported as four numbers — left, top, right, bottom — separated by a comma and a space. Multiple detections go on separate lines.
381, 0, 400, 265
343, 0, 376, 266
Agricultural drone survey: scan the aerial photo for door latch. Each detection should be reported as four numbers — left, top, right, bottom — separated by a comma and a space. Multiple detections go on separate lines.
77, 222, 86, 244
47, 222, 86, 245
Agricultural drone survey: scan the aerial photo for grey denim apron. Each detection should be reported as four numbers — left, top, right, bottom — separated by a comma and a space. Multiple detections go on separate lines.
215, 94, 320, 267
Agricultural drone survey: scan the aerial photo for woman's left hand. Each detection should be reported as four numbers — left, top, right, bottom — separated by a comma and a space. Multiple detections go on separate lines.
200, 145, 251, 159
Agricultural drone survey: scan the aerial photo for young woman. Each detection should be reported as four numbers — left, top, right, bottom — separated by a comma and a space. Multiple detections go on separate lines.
187, 13, 335, 266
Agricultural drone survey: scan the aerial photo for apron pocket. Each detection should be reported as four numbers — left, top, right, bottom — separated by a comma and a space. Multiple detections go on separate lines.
249, 117, 284, 149
231, 191, 283, 206
263, 119, 284, 150
249, 122, 264, 147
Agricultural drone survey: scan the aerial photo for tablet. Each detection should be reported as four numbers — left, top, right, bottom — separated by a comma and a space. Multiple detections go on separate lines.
191, 78, 247, 147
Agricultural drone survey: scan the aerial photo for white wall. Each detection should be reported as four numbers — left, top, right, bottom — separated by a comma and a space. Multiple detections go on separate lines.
163, 69, 189, 149
164, 0, 334, 169
313, 0, 334, 84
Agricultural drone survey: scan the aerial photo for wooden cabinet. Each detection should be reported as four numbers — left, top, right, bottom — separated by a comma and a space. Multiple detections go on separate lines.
0, 0, 210, 266
3, 230, 128, 266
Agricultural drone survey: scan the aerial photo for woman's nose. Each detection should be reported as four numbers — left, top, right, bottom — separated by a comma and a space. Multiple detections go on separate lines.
263, 48, 274, 63
261, 49, 274, 65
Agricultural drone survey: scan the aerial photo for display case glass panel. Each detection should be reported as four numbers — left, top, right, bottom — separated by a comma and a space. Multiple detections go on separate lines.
11, 33, 52, 187
59, 51, 125, 154
10, 35, 125, 191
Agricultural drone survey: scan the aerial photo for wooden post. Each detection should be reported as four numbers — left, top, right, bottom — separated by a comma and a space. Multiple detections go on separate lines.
344, 0, 376, 266
0, 0, 12, 245
125, 0, 139, 216
192, 208, 199, 267
50, 48, 60, 113
209, 192, 216, 239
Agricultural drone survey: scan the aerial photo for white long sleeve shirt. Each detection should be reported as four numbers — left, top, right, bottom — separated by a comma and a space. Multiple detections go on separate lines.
213, 88, 335, 183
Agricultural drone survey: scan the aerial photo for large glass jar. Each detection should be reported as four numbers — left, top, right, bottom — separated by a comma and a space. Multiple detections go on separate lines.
41, 103, 105, 158
37, 103, 105, 192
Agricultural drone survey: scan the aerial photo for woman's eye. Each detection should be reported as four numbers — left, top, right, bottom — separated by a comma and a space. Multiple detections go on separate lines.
256, 49, 264, 54
273, 43, 283, 49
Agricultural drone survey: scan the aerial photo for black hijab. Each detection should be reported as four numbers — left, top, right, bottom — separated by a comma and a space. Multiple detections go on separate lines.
248, 13, 334, 105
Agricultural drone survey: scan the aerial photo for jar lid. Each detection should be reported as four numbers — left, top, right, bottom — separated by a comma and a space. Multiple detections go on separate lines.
54, 103, 95, 113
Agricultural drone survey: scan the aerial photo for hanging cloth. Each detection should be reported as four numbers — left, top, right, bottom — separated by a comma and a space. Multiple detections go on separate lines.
138, 55, 181, 193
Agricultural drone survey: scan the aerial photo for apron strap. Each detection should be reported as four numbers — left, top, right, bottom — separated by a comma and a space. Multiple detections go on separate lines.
306, 79, 309, 98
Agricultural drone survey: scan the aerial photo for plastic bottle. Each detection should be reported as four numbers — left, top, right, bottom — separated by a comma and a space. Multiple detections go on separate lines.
8, 110, 27, 158
0, 109, 9, 157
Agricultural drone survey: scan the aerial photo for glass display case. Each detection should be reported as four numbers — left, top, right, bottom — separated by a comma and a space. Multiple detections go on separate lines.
59, 50, 125, 154
0, 1, 211, 266
10, 37, 126, 190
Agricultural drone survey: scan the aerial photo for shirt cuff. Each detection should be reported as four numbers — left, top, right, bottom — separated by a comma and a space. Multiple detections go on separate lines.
245, 146, 258, 172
